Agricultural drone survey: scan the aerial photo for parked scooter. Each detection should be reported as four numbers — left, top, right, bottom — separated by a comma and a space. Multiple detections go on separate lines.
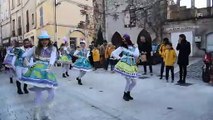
202, 49, 213, 83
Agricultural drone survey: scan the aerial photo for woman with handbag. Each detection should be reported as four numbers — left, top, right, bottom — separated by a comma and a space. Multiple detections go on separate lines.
138, 36, 153, 75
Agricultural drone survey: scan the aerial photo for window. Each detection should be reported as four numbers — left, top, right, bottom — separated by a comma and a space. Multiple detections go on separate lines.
18, 16, 22, 35
32, 14, 34, 25
18, 16, 21, 28
12, 19, 15, 31
40, 7, 44, 26
11, 0, 15, 9
26, 10, 29, 32
12, 19, 15, 36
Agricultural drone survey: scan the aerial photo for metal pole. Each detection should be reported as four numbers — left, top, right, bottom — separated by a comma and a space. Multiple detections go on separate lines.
54, 0, 57, 42
9, 0, 12, 46
191, 0, 195, 8
103, 0, 106, 40
21, 0, 24, 41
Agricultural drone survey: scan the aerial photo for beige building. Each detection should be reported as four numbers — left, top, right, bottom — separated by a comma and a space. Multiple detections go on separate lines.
36, 0, 94, 47
22, 0, 36, 44
10, 0, 24, 44
0, 0, 11, 46
1, 0, 95, 47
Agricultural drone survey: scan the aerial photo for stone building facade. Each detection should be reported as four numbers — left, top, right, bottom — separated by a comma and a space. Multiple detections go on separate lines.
0, 0, 11, 46
104, 0, 167, 44
164, 1, 213, 57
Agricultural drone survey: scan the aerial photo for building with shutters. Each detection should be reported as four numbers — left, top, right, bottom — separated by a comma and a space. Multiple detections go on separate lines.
0, 0, 95, 47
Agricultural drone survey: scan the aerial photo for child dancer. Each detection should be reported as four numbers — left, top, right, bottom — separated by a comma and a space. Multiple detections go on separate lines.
3, 40, 18, 84
111, 34, 140, 101
58, 37, 72, 78
164, 42, 177, 83
20, 31, 58, 120
73, 40, 92, 85
105, 42, 116, 71
92, 44, 100, 70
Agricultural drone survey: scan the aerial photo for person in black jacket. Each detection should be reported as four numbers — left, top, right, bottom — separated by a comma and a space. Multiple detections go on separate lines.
138, 36, 153, 75
176, 34, 191, 84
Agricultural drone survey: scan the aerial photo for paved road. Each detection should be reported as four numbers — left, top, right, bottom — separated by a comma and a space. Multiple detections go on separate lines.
0, 62, 213, 120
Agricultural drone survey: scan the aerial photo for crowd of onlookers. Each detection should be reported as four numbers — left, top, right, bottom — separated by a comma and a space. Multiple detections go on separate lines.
1, 33, 191, 85
88, 40, 117, 71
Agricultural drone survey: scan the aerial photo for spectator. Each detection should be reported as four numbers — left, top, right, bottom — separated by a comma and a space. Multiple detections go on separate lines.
100, 40, 108, 69
176, 34, 191, 84
138, 35, 153, 75
164, 42, 177, 83
159, 38, 170, 79
89, 41, 95, 67
92, 44, 100, 70
105, 42, 116, 71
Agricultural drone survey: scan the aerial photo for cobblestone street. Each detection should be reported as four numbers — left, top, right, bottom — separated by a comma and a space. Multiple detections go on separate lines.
1, 61, 213, 120
175, 59, 203, 81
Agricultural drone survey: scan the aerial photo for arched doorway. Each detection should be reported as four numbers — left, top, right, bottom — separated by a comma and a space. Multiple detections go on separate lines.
69, 30, 85, 49
137, 29, 152, 45
207, 32, 213, 51
111, 32, 123, 48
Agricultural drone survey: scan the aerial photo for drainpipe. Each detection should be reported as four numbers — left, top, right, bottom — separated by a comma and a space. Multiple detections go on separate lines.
9, 0, 12, 46
21, 0, 24, 41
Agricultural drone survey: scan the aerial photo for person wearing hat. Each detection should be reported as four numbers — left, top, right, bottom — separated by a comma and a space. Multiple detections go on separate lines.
73, 40, 92, 85
20, 31, 58, 120
14, 39, 32, 94
58, 37, 72, 78
111, 34, 140, 101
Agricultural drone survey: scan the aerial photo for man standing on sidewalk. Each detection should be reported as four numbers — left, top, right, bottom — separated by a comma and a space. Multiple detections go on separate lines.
176, 34, 191, 84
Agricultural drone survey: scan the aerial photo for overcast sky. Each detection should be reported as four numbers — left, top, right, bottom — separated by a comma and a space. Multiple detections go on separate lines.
179, 0, 211, 8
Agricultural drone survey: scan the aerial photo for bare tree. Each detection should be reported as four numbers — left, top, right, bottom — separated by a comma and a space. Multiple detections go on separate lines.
134, 0, 168, 43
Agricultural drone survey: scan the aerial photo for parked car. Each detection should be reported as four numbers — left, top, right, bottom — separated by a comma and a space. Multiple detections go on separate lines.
202, 49, 213, 83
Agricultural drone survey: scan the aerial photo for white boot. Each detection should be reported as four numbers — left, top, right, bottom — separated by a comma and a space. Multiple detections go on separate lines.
41, 103, 52, 120
33, 107, 41, 120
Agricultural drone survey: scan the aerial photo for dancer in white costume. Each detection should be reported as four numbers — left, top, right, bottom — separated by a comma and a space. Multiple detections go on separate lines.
73, 40, 93, 85
58, 37, 72, 78
20, 31, 58, 120
14, 39, 32, 94
3, 40, 18, 84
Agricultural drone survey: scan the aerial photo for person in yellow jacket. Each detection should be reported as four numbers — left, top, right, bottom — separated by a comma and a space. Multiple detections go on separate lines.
159, 38, 170, 79
92, 44, 100, 70
164, 42, 177, 83
105, 42, 116, 71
